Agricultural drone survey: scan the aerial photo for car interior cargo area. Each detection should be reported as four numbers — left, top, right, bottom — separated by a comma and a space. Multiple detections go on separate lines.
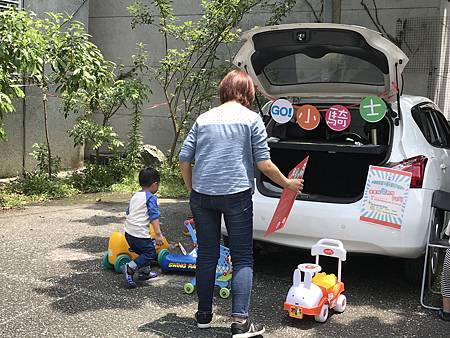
259, 105, 392, 201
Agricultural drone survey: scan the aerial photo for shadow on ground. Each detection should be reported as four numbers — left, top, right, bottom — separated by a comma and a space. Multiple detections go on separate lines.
138, 313, 229, 337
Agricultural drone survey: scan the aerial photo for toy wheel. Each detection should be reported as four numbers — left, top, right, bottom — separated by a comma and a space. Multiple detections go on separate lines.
219, 288, 230, 299
184, 282, 195, 294
334, 294, 347, 313
314, 304, 329, 323
102, 251, 113, 270
157, 249, 170, 266
114, 254, 131, 273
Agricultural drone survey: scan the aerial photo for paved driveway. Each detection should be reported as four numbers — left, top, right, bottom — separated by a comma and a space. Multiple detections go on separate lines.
0, 194, 448, 337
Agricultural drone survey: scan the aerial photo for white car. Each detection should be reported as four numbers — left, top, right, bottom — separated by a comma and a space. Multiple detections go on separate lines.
227, 23, 450, 269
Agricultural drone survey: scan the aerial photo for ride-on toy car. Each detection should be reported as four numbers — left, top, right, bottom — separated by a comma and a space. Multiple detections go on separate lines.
284, 238, 347, 323
102, 224, 170, 273
158, 218, 233, 299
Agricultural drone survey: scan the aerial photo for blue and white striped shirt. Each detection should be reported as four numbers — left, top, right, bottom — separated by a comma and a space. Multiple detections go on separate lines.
179, 103, 270, 195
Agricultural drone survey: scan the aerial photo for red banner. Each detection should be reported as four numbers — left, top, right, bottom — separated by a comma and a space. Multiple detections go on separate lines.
265, 156, 309, 237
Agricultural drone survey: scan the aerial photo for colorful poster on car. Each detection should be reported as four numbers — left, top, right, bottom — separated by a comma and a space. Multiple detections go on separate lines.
360, 166, 412, 230
265, 156, 309, 237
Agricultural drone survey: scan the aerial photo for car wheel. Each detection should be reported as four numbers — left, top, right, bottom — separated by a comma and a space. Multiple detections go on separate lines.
334, 294, 347, 313
314, 304, 329, 323
402, 256, 424, 285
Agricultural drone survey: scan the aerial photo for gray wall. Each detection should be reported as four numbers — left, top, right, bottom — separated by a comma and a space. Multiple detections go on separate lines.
0, 0, 89, 178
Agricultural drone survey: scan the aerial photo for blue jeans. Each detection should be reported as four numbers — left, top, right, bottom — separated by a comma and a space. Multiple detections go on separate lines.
125, 232, 157, 268
190, 189, 253, 318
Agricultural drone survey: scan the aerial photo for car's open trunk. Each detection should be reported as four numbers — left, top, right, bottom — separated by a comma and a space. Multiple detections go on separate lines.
258, 106, 393, 203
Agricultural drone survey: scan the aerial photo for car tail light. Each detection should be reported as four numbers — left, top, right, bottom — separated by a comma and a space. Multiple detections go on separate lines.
390, 156, 428, 188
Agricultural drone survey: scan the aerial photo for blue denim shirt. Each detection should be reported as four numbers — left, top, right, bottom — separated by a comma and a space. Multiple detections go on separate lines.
179, 104, 270, 195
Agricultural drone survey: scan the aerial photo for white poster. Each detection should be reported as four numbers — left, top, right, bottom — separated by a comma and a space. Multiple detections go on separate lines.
360, 166, 412, 230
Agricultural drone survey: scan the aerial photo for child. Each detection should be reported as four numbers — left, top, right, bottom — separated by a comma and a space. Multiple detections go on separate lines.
123, 167, 164, 288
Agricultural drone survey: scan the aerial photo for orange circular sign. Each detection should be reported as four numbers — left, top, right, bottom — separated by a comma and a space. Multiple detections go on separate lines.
296, 105, 321, 130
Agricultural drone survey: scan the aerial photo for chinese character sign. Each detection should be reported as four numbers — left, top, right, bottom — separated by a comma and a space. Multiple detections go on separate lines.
325, 105, 351, 131
360, 96, 387, 123
296, 104, 321, 130
360, 166, 412, 230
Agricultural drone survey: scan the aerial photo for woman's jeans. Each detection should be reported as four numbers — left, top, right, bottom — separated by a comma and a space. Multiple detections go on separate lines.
190, 189, 253, 318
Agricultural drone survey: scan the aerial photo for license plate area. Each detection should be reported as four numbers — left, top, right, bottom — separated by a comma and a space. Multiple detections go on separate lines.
289, 306, 303, 319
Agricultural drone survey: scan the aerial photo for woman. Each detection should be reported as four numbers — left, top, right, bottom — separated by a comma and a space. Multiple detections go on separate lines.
179, 70, 303, 337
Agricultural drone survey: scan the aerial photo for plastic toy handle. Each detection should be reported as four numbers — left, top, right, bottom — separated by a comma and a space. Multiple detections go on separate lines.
316, 238, 344, 249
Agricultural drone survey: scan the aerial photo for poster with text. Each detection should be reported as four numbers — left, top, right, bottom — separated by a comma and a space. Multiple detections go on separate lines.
360, 166, 412, 230
265, 156, 309, 237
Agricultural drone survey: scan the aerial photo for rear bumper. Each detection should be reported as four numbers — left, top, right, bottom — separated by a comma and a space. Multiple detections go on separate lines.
222, 187, 432, 258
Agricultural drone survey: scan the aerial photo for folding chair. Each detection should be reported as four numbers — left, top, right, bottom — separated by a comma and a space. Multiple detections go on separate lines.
420, 190, 450, 310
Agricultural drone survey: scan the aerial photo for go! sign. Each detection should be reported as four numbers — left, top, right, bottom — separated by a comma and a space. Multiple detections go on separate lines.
270, 99, 294, 124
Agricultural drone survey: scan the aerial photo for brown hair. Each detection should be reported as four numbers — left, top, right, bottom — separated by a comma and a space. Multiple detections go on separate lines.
218, 70, 255, 107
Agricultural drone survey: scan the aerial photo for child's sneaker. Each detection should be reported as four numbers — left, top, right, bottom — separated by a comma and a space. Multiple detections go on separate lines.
231, 318, 265, 337
122, 263, 137, 289
195, 311, 213, 329
138, 270, 158, 281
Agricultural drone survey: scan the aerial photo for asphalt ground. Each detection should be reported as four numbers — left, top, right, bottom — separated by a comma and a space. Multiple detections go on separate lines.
0, 193, 448, 337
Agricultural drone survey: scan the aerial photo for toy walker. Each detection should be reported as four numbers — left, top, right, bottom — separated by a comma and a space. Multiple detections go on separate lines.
158, 218, 233, 299
284, 238, 347, 323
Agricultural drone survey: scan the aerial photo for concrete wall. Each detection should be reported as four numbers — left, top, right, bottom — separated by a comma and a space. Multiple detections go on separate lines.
0, 0, 88, 178
88, 0, 448, 157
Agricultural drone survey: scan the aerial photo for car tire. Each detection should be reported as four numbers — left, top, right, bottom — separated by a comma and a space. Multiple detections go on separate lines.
402, 256, 425, 285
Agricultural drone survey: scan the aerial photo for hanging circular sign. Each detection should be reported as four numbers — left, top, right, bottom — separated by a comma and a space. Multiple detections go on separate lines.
360, 96, 387, 123
296, 104, 321, 130
325, 105, 351, 131
270, 99, 294, 124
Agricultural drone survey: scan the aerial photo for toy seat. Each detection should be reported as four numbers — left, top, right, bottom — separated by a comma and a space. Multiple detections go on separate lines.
312, 272, 337, 291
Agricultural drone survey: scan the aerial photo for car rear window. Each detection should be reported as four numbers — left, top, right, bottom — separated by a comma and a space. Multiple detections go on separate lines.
264, 53, 385, 86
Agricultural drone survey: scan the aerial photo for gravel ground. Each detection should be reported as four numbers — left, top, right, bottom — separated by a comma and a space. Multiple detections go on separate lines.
0, 193, 448, 337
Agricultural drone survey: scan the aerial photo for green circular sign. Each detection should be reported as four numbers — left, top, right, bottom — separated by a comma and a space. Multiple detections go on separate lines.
360, 96, 387, 123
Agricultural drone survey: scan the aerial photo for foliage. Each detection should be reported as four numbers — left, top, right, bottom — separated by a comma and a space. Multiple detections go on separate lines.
30, 143, 61, 176
156, 162, 189, 198
8, 173, 78, 199
70, 162, 129, 193
0, 9, 116, 176
64, 44, 149, 165
0, 9, 43, 140
128, 0, 304, 166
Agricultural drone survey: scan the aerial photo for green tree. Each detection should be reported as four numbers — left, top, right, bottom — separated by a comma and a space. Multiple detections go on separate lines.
0, 9, 115, 177
128, 0, 303, 167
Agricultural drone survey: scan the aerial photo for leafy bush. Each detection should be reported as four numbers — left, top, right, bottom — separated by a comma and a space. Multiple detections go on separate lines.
30, 143, 61, 176
70, 161, 131, 193
9, 173, 78, 199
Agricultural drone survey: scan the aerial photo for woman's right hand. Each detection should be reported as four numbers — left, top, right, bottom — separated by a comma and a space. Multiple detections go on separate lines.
286, 179, 304, 193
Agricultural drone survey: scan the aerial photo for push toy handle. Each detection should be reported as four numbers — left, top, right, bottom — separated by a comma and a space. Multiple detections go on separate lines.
316, 238, 344, 249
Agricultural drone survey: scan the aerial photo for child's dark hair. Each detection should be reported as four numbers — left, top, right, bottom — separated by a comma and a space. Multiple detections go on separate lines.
139, 167, 160, 187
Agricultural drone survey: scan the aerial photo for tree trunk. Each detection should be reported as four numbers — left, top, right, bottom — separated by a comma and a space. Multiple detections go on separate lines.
42, 91, 52, 177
